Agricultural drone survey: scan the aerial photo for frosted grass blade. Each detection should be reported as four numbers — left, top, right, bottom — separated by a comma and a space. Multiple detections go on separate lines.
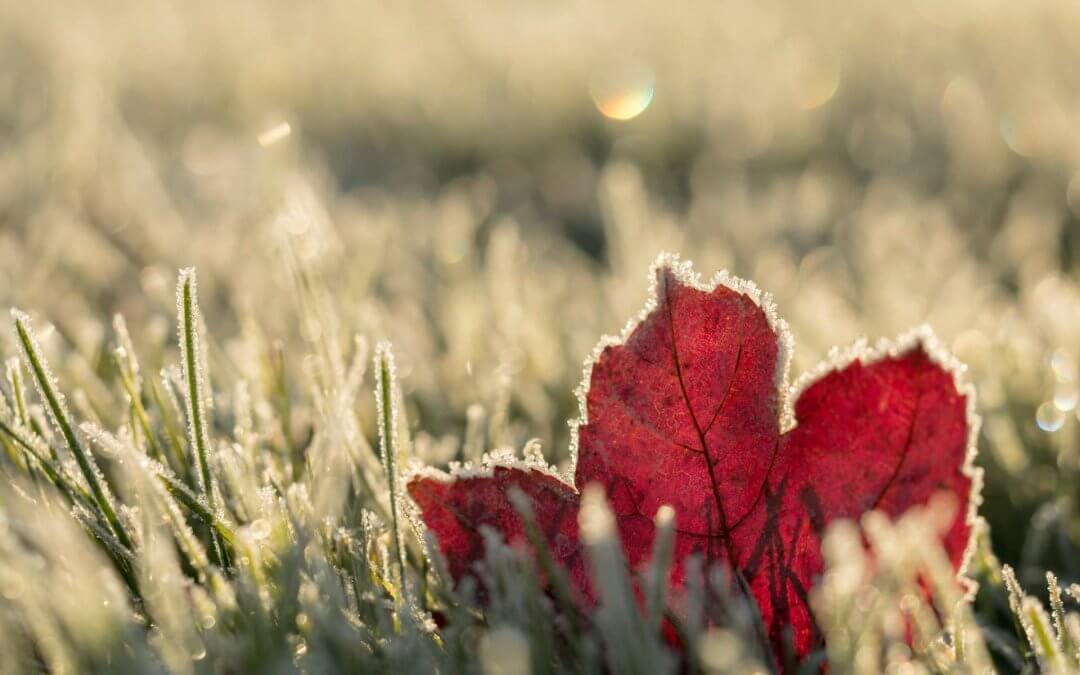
177, 269, 228, 567
375, 342, 407, 601
11, 310, 133, 551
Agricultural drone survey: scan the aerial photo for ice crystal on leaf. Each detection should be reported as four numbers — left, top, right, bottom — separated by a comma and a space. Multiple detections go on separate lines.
407, 253, 982, 667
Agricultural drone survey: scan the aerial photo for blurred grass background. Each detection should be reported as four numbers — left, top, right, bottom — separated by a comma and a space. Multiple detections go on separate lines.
0, 0, 1078, 625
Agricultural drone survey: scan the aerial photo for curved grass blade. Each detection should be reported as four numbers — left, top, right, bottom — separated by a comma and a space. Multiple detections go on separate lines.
11, 310, 133, 552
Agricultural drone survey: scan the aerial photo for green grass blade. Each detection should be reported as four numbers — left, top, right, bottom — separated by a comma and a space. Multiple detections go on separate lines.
579, 484, 673, 675
508, 487, 585, 628
148, 373, 189, 479
5, 357, 30, 429
645, 504, 675, 635
1024, 596, 1066, 672
112, 348, 169, 464
0, 416, 92, 506
157, 467, 237, 548
374, 342, 407, 601
176, 268, 229, 568
1047, 571, 1079, 668
11, 310, 134, 551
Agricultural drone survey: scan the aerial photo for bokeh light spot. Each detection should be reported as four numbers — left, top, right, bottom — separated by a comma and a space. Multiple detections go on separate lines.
1051, 348, 1076, 382
1053, 385, 1078, 412
590, 65, 655, 121
258, 121, 292, 147
787, 45, 840, 110
1036, 401, 1066, 432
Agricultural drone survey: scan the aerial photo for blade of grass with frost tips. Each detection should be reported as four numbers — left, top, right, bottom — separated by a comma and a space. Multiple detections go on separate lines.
270, 341, 299, 477
5, 358, 30, 430
177, 268, 229, 568
508, 488, 585, 628
1001, 563, 1037, 655
508, 488, 585, 670
579, 485, 673, 675
3, 355, 50, 465
1024, 596, 1067, 672
80, 420, 237, 565
0, 423, 21, 471
645, 504, 675, 636
150, 468, 219, 581
0, 416, 91, 506
0, 380, 28, 472
419, 530, 460, 613
70, 503, 141, 596
1046, 572, 1078, 669
375, 343, 407, 602
156, 453, 237, 548
112, 348, 170, 467
72, 503, 138, 568
3, 413, 143, 597
149, 373, 189, 480
11, 310, 134, 552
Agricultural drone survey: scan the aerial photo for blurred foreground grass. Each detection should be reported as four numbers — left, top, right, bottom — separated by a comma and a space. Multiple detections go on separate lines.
0, 0, 1078, 672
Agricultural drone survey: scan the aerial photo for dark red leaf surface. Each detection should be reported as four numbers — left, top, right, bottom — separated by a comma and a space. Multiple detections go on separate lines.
407, 256, 977, 667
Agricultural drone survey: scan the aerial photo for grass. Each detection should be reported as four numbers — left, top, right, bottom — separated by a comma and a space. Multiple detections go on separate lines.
0, 261, 1076, 674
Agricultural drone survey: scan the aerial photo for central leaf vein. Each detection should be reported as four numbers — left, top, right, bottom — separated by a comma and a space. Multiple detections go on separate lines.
662, 275, 740, 563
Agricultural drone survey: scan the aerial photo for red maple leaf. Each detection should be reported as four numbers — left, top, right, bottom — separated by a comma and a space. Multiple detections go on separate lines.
407, 254, 980, 666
